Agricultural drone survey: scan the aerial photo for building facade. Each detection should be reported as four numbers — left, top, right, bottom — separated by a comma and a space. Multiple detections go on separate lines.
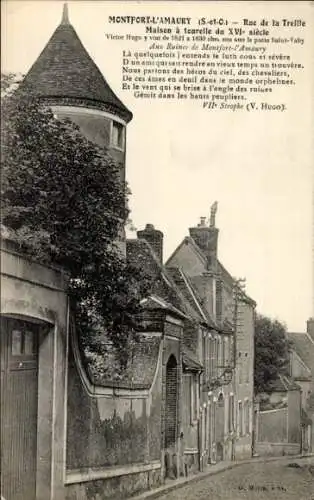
288, 318, 314, 453
166, 211, 256, 462
1, 238, 69, 500
20, 3, 132, 254
1, 5, 257, 500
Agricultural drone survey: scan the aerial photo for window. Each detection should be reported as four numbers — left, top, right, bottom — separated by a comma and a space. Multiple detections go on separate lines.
212, 279, 217, 319
238, 401, 243, 436
218, 337, 224, 373
216, 280, 223, 322
11, 329, 22, 355
111, 121, 124, 149
183, 373, 199, 425
244, 400, 250, 434
210, 337, 215, 377
224, 337, 229, 366
228, 394, 234, 432
203, 334, 208, 381
212, 400, 217, 443
11, 327, 37, 356
222, 337, 226, 367
24, 330, 35, 354
245, 353, 250, 383
191, 374, 199, 423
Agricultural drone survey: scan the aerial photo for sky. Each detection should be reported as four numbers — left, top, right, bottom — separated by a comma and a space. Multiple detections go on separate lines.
1, 1, 313, 331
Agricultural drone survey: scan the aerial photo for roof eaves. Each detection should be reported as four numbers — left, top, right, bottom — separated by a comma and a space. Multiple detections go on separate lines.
217, 260, 256, 306
144, 295, 188, 321
178, 268, 208, 323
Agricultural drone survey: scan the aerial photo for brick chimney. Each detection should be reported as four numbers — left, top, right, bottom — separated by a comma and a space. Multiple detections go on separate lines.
307, 317, 314, 341
137, 224, 164, 263
189, 209, 219, 269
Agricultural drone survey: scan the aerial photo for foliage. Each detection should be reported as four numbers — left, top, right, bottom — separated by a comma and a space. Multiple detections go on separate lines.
254, 313, 291, 394
1, 73, 151, 374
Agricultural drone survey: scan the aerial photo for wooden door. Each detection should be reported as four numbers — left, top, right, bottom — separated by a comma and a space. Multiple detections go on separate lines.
1, 317, 39, 500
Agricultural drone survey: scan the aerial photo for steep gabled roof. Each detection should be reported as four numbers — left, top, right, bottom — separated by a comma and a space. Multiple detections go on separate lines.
217, 260, 256, 306
167, 267, 218, 330
127, 238, 198, 321
140, 295, 188, 321
20, 4, 132, 122
288, 331, 314, 377
167, 235, 256, 307
166, 236, 207, 268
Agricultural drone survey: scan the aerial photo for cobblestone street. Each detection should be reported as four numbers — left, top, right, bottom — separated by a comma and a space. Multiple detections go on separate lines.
157, 457, 314, 500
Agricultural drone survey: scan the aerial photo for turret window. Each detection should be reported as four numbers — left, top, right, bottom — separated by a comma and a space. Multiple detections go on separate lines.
111, 121, 125, 149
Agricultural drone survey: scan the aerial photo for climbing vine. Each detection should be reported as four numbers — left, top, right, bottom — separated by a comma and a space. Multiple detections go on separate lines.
1, 73, 151, 376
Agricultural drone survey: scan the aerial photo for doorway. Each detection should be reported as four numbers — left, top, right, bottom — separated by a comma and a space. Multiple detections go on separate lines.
1, 317, 41, 500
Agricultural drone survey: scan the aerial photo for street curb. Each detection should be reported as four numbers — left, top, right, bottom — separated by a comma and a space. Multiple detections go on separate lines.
129, 453, 314, 500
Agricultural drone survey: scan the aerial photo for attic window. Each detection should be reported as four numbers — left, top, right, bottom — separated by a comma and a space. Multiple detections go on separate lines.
111, 121, 124, 149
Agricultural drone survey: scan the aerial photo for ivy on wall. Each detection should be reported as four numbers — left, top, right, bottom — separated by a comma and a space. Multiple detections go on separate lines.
1, 73, 151, 373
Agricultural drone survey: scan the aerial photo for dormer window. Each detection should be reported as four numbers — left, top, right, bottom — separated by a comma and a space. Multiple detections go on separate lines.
111, 120, 124, 150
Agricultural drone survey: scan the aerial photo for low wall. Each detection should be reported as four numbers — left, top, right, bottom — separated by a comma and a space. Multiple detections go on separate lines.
258, 408, 288, 442
255, 442, 300, 457
65, 335, 164, 499
65, 466, 162, 500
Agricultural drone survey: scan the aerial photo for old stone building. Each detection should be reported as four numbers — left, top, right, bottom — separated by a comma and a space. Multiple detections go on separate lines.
1, 5, 146, 500
1, 6, 213, 499
20, 3, 132, 253
1, 237, 69, 500
288, 318, 314, 453
128, 225, 208, 477
1, 4, 258, 500
166, 207, 256, 462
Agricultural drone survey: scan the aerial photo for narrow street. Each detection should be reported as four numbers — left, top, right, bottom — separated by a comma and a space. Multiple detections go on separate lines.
157, 457, 314, 500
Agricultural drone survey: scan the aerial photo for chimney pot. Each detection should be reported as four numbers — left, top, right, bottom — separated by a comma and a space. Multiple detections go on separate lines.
199, 217, 207, 227
189, 218, 219, 270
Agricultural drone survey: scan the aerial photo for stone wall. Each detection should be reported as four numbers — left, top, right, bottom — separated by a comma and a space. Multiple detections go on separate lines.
1, 239, 69, 500
258, 408, 288, 443
287, 390, 301, 444
65, 340, 163, 499
255, 442, 300, 457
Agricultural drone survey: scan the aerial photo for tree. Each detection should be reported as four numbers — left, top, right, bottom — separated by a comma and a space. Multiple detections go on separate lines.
1, 73, 151, 377
254, 313, 291, 394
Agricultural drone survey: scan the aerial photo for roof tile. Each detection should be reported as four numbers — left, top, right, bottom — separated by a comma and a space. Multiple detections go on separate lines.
21, 18, 132, 122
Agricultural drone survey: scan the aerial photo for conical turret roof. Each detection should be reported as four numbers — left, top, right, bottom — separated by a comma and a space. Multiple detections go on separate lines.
21, 4, 132, 122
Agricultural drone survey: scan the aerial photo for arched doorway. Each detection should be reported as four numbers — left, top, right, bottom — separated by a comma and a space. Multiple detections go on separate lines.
165, 355, 178, 449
